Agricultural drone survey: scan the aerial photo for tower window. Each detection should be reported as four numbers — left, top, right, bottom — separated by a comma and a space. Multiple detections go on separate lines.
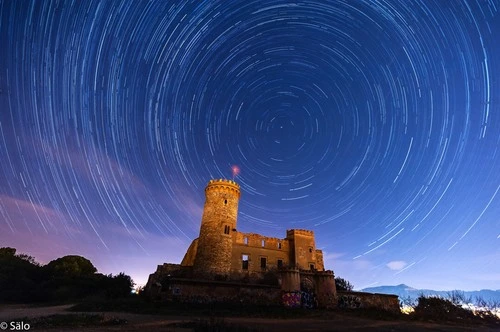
278, 242, 282, 249
244, 237, 248, 245
309, 247, 313, 253
310, 264, 315, 270
224, 225, 230, 234
277, 259, 283, 269
224, 199, 227, 205
261, 239, 265, 247
242, 254, 249, 270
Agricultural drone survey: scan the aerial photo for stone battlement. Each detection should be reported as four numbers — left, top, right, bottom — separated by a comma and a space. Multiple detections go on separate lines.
239, 232, 282, 241
298, 269, 334, 276
206, 179, 241, 197
208, 179, 240, 187
286, 229, 314, 237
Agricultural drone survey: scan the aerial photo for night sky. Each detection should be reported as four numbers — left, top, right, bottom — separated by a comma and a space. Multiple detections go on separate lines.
1, 0, 499, 291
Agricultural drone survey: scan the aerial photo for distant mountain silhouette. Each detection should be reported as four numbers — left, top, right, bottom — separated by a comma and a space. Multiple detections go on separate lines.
361, 284, 500, 303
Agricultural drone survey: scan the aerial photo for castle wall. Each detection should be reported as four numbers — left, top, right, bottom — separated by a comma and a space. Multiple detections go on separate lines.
280, 269, 301, 292
314, 249, 325, 270
337, 291, 400, 312
158, 278, 281, 305
145, 263, 192, 298
286, 229, 320, 270
231, 232, 291, 273
312, 271, 337, 308
228, 230, 325, 273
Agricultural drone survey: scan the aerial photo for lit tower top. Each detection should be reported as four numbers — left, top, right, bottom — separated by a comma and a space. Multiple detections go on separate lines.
205, 178, 241, 197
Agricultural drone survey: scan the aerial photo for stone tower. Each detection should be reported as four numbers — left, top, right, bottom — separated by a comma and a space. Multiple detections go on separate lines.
193, 179, 241, 277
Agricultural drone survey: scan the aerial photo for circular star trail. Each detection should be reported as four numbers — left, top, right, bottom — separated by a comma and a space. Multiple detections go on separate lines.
0, 0, 499, 289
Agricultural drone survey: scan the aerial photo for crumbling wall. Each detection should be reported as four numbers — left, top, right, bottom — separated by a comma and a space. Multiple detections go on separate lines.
312, 271, 337, 308
337, 291, 400, 313
160, 278, 281, 305
229, 229, 325, 273
231, 232, 291, 272
314, 249, 324, 270
280, 269, 300, 292
286, 229, 319, 270
145, 263, 192, 298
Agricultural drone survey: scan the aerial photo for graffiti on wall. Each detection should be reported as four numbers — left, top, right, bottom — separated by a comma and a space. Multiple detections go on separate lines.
301, 291, 318, 308
282, 291, 301, 308
338, 294, 361, 308
282, 291, 318, 308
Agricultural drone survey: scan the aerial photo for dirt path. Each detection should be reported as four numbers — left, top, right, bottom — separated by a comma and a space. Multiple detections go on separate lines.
0, 304, 497, 331
0, 304, 75, 320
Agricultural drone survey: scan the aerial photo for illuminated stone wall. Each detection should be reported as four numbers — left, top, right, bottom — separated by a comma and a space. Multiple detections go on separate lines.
192, 179, 240, 277
185, 180, 325, 277
148, 179, 342, 309
231, 232, 291, 272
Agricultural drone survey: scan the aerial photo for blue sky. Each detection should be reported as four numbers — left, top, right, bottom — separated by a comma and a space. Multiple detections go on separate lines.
0, 0, 499, 291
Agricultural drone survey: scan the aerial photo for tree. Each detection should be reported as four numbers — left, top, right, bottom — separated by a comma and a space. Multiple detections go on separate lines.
0, 248, 44, 302
447, 290, 471, 307
16, 254, 40, 266
104, 272, 135, 298
45, 255, 97, 277
0, 247, 17, 257
335, 277, 354, 291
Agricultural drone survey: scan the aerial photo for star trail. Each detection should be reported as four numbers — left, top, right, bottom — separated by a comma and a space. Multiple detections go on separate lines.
0, 0, 499, 290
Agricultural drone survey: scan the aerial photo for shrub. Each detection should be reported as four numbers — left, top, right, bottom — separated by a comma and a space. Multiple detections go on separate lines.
335, 277, 354, 291
412, 295, 475, 321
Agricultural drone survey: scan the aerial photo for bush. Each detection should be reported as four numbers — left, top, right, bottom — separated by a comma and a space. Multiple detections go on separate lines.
104, 272, 135, 298
0, 247, 134, 303
45, 255, 97, 277
412, 295, 475, 321
335, 277, 353, 291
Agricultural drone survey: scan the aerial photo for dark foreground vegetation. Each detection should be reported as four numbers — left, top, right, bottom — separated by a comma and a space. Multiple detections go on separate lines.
0, 247, 134, 303
2, 247, 499, 331
409, 294, 499, 326
64, 293, 499, 331
58, 296, 500, 330
4, 290, 500, 331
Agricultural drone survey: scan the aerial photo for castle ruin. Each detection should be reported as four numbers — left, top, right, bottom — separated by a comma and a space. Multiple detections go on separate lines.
146, 179, 337, 308
184, 179, 326, 276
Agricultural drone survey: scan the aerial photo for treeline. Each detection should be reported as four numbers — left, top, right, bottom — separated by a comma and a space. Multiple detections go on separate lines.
0, 247, 134, 303
402, 294, 500, 326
